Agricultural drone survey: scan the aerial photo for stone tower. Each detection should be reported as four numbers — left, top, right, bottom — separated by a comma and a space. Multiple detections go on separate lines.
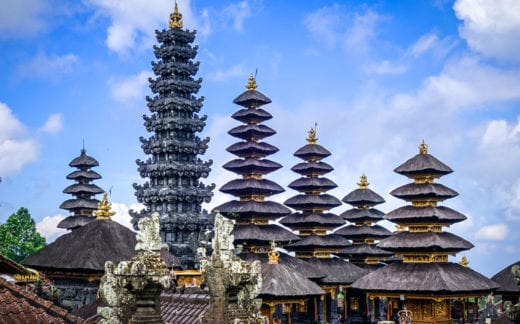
131, 3, 214, 269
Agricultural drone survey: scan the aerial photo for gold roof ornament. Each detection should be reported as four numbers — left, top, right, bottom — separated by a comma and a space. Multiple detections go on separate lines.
459, 255, 469, 267
419, 140, 428, 154
169, 1, 183, 28
306, 127, 318, 144
245, 74, 258, 90
268, 241, 279, 264
357, 173, 370, 189
94, 192, 116, 220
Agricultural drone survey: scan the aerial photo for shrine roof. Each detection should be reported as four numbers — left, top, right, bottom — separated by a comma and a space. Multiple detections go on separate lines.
491, 260, 520, 294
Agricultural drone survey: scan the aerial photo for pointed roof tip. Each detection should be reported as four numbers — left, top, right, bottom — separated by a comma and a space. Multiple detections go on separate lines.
357, 173, 369, 189
419, 139, 428, 154
93, 192, 116, 220
306, 127, 318, 144
169, 1, 183, 29
245, 74, 258, 90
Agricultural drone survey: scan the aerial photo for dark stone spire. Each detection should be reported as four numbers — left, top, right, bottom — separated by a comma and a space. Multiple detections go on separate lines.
215, 75, 299, 253
131, 18, 215, 270
58, 148, 104, 230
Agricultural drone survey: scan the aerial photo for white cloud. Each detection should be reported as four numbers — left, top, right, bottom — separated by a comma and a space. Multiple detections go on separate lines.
475, 223, 508, 240
36, 214, 67, 243
0, 103, 38, 175
38, 113, 63, 134
343, 10, 382, 53
0, 0, 49, 39
111, 202, 144, 231
407, 32, 457, 59
303, 4, 344, 47
206, 64, 247, 82
362, 60, 408, 75
16, 53, 79, 80
454, 0, 520, 62
223, 1, 251, 32
109, 70, 152, 103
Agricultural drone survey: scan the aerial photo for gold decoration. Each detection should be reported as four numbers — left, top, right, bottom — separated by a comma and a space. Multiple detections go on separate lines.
268, 241, 279, 264
414, 176, 434, 184
459, 255, 469, 267
357, 173, 370, 189
94, 192, 116, 220
411, 200, 437, 207
402, 254, 448, 263
245, 74, 258, 90
169, 2, 183, 28
408, 225, 442, 233
419, 140, 428, 154
306, 127, 318, 144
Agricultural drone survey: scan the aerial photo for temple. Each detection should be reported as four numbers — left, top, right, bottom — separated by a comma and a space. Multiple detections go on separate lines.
131, 2, 215, 270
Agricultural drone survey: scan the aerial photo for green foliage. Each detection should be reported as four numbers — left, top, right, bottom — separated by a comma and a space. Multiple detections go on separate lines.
0, 207, 46, 262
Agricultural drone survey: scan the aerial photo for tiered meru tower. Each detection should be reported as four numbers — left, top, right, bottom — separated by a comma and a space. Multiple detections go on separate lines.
131, 4, 214, 269
215, 75, 299, 253
352, 142, 498, 323
335, 174, 392, 268
58, 148, 104, 230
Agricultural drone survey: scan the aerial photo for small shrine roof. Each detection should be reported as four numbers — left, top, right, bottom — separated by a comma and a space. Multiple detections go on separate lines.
385, 205, 467, 224
233, 89, 272, 108
259, 262, 325, 299
307, 257, 368, 285
293, 143, 331, 161
490, 261, 520, 294
342, 188, 385, 206
69, 149, 99, 168
377, 231, 473, 252
394, 148, 453, 178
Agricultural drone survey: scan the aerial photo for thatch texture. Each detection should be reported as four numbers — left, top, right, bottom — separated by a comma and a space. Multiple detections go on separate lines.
287, 234, 350, 250
223, 158, 282, 175
226, 141, 278, 158
69, 150, 99, 167
220, 178, 285, 196
231, 224, 300, 244
385, 205, 466, 224
23, 220, 136, 272
391, 183, 458, 200
63, 183, 104, 194
59, 198, 99, 209
228, 124, 276, 140
351, 262, 498, 294
233, 89, 272, 108
214, 200, 291, 219
231, 108, 272, 124
307, 257, 368, 285
259, 262, 325, 298
291, 161, 333, 176
377, 231, 473, 252
284, 194, 342, 210
280, 212, 345, 227
240, 252, 324, 279
66, 170, 101, 180
394, 153, 453, 177
491, 261, 520, 294
342, 188, 385, 206
293, 144, 331, 161
57, 215, 95, 229
340, 208, 385, 222
337, 243, 392, 257
334, 224, 391, 239
288, 177, 338, 192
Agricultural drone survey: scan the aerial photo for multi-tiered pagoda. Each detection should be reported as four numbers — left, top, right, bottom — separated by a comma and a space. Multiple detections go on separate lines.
335, 174, 392, 269
280, 129, 366, 323
131, 4, 214, 269
58, 148, 103, 230
352, 142, 498, 323
215, 75, 299, 253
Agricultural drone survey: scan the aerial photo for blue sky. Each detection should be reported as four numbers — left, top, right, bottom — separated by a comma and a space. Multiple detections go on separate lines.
1, 0, 519, 277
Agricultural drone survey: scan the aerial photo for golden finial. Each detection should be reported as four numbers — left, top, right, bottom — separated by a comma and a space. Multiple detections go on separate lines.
245, 74, 258, 90
268, 241, 279, 264
306, 127, 318, 144
459, 255, 469, 267
357, 173, 370, 189
169, 1, 183, 28
94, 192, 116, 220
419, 140, 428, 154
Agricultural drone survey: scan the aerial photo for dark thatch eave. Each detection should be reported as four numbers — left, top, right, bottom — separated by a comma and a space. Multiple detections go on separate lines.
219, 178, 285, 196
60, 198, 100, 210
57, 215, 95, 229
66, 170, 101, 180
490, 261, 520, 294
240, 252, 324, 279
385, 205, 466, 224
228, 124, 276, 141
284, 194, 342, 210
334, 224, 392, 239
231, 224, 300, 245
307, 257, 368, 285
259, 262, 325, 299
291, 161, 333, 176
63, 183, 104, 194
288, 177, 338, 192
23, 219, 136, 272
279, 212, 345, 228
340, 208, 385, 222
351, 262, 499, 294
293, 144, 331, 161
377, 231, 473, 252
337, 243, 393, 257
233, 89, 272, 108
231, 108, 272, 124
342, 188, 385, 206
226, 141, 278, 158
69, 149, 99, 168
391, 183, 458, 200
222, 158, 282, 175
214, 200, 291, 219
394, 153, 453, 178
287, 234, 350, 250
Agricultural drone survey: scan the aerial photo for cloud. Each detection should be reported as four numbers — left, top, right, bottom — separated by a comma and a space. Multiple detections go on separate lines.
223, 1, 251, 32
407, 32, 457, 59
0, 0, 50, 39
362, 60, 408, 75
86, 0, 208, 54
454, 0, 520, 62
475, 223, 508, 240
36, 214, 67, 243
15, 53, 79, 81
38, 113, 63, 134
303, 4, 343, 47
206, 64, 247, 82
109, 70, 152, 104
111, 202, 144, 231
0, 103, 38, 176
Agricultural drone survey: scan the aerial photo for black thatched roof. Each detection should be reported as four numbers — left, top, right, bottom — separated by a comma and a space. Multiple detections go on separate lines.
284, 194, 342, 210
57, 215, 95, 229
228, 124, 276, 141
288, 177, 338, 192
394, 153, 453, 178
259, 262, 325, 299
490, 261, 520, 294
223, 158, 282, 175
377, 231, 473, 252
66, 170, 101, 180
340, 208, 385, 222
226, 141, 278, 158
23, 219, 136, 272
337, 243, 393, 258
307, 257, 368, 285
287, 234, 350, 250
233, 89, 272, 108
214, 200, 291, 219
63, 183, 104, 194
240, 252, 324, 279
334, 224, 392, 239
231, 108, 272, 124
351, 262, 498, 295
59, 198, 99, 209
291, 161, 333, 176
69, 149, 99, 168
293, 144, 331, 161
280, 212, 345, 228
342, 188, 385, 207
219, 178, 285, 196
391, 183, 458, 201
231, 224, 300, 245
385, 205, 467, 224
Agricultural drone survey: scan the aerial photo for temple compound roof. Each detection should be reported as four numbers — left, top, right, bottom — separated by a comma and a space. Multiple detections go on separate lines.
352, 142, 498, 297
491, 261, 520, 295
58, 148, 104, 230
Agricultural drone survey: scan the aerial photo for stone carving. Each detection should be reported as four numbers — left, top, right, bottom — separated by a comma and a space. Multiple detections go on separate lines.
200, 213, 267, 324
98, 212, 172, 324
